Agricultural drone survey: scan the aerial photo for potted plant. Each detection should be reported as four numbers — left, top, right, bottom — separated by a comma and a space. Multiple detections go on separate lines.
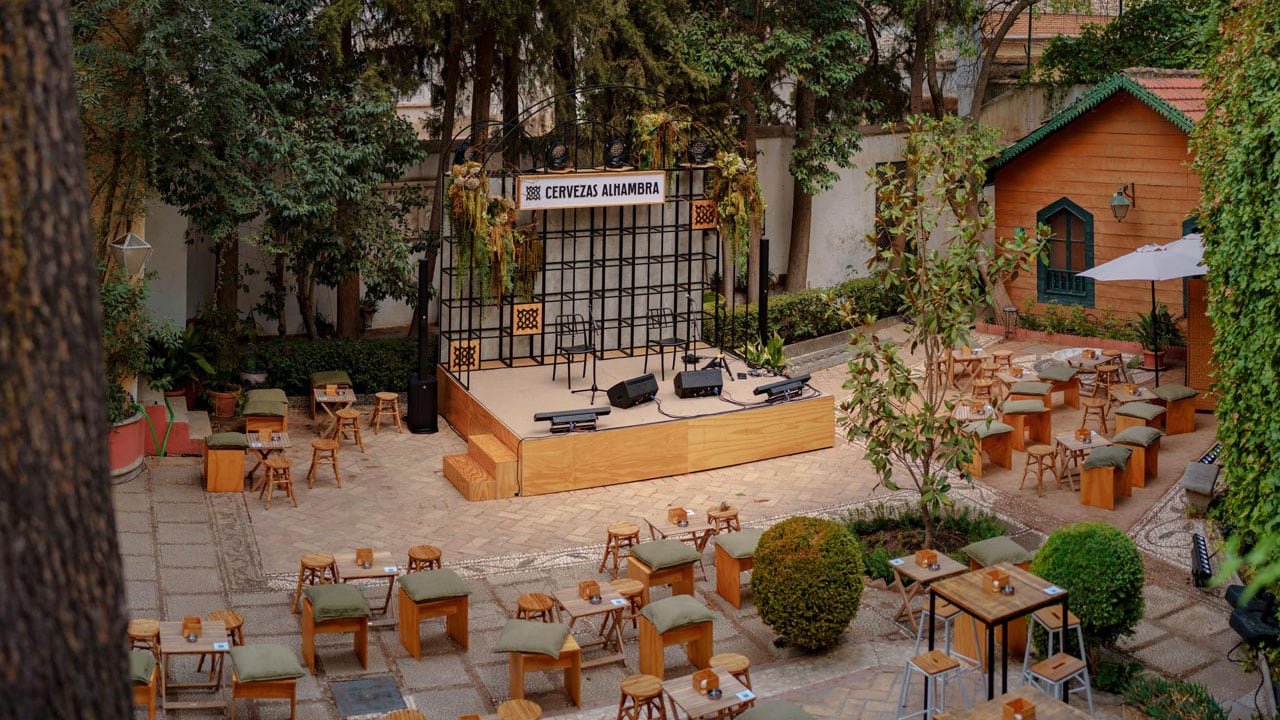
1135, 305, 1185, 370
239, 344, 269, 388
190, 305, 255, 417
145, 322, 213, 409
359, 297, 378, 332
100, 267, 153, 480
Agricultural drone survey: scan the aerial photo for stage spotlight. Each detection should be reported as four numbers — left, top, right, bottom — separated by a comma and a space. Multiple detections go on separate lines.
533, 406, 611, 433
451, 140, 472, 166
752, 373, 810, 403
546, 139, 570, 171
604, 137, 629, 169
687, 136, 711, 165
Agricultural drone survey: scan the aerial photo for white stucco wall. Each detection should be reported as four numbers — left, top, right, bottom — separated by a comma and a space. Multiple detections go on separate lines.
140, 198, 189, 325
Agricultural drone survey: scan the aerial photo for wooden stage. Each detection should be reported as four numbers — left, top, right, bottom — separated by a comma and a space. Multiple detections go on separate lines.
437, 351, 835, 500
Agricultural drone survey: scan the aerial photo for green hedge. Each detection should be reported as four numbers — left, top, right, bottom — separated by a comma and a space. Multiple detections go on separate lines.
259, 336, 437, 396
703, 277, 900, 349
753, 516, 865, 650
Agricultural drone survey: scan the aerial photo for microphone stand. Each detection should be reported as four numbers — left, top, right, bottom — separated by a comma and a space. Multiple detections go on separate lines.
572, 313, 604, 404
682, 293, 699, 369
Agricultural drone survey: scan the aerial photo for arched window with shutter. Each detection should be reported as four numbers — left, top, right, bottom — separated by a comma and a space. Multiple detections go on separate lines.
1036, 198, 1094, 306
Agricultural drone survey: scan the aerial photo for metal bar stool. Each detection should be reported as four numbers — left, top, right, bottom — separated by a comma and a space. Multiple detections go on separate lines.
894, 650, 967, 720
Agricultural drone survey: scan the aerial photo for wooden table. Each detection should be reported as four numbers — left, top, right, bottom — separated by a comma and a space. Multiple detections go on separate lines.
927, 563, 1069, 701
1053, 431, 1113, 484
551, 585, 627, 668
993, 370, 1032, 397
313, 387, 357, 434
1109, 385, 1154, 406
645, 511, 717, 552
889, 553, 969, 631
1063, 352, 1106, 371
952, 404, 994, 423
334, 550, 400, 616
158, 620, 231, 711
941, 685, 1089, 719
662, 667, 755, 720
948, 352, 986, 388
245, 431, 291, 490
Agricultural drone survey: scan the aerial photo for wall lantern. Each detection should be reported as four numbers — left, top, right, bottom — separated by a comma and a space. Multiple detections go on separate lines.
110, 232, 153, 277
1110, 183, 1136, 221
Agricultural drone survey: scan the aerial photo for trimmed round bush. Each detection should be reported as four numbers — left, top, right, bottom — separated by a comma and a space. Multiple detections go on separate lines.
1030, 522, 1144, 648
753, 516, 865, 650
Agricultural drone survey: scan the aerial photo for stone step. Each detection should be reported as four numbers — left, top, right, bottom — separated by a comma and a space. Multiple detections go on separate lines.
466, 434, 518, 499
443, 454, 496, 501
186, 411, 212, 441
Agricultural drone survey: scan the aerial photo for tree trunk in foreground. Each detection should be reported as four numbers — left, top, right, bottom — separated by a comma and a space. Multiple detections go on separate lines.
0, 1, 130, 717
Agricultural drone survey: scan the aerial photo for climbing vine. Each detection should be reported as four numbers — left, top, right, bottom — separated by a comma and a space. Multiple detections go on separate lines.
706, 150, 764, 269
446, 162, 542, 304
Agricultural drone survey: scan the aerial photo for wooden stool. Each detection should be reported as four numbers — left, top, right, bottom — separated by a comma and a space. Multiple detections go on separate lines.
397, 581, 470, 659
1115, 402, 1166, 433
627, 556, 696, 606
610, 578, 645, 629
332, 407, 365, 452
497, 699, 542, 720
292, 552, 338, 613
1080, 397, 1109, 434
130, 650, 158, 720
978, 361, 1000, 381
516, 593, 556, 622
407, 544, 442, 572
710, 652, 751, 689
306, 439, 341, 488
713, 529, 761, 609
1028, 653, 1094, 715
301, 585, 370, 672
617, 674, 666, 720
1020, 445, 1058, 497
128, 618, 160, 656
228, 644, 306, 720
370, 391, 403, 434
706, 506, 741, 533
1080, 448, 1140, 510
964, 422, 1013, 478
260, 456, 297, 509
1001, 404, 1051, 452
199, 609, 245, 673
1102, 349, 1130, 382
991, 349, 1014, 372
384, 711, 428, 720
895, 650, 965, 719
971, 378, 995, 403
637, 596, 714, 679
599, 522, 641, 579
1093, 363, 1122, 399
508, 634, 582, 706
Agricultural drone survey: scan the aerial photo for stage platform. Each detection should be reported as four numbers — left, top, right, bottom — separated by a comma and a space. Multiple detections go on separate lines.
437, 348, 835, 500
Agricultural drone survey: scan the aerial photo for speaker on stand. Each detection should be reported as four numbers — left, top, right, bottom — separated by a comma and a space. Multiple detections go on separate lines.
408, 258, 438, 434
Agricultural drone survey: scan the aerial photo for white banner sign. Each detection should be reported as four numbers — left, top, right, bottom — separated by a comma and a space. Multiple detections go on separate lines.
516, 171, 666, 210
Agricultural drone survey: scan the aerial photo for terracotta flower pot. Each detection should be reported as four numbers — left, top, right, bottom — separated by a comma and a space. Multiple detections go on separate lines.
108, 412, 146, 481
208, 389, 239, 419
1141, 349, 1167, 371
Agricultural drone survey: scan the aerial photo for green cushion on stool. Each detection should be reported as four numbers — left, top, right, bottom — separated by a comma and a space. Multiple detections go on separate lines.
310, 371, 352, 388
1037, 365, 1078, 382
229, 644, 306, 682
1113, 426, 1165, 447
494, 620, 570, 658
247, 388, 287, 404
1153, 384, 1198, 402
243, 398, 286, 417
736, 702, 817, 720
1001, 399, 1046, 415
640, 595, 715, 634
715, 528, 764, 559
1010, 381, 1052, 396
962, 536, 1035, 567
303, 583, 371, 621
129, 650, 156, 685
399, 568, 471, 602
1115, 402, 1166, 420
1084, 445, 1132, 470
630, 539, 701, 570
206, 432, 248, 450
964, 420, 1014, 439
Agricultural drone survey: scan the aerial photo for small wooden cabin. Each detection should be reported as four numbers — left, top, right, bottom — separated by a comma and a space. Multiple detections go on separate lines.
987, 69, 1213, 403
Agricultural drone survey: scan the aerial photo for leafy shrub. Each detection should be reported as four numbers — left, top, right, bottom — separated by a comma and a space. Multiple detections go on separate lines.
843, 504, 1007, 582
1018, 298, 1139, 343
754, 516, 865, 650
703, 277, 899, 349
1122, 674, 1227, 720
259, 336, 437, 396
1092, 657, 1143, 693
1030, 522, 1145, 649
100, 267, 154, 425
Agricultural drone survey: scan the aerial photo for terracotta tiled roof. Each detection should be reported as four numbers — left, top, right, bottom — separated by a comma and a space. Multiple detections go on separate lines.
1125, 68, 1206, 122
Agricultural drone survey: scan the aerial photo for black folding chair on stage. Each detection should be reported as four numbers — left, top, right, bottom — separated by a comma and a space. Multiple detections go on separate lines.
643, 307, 685, 380
552, 313, 593, 389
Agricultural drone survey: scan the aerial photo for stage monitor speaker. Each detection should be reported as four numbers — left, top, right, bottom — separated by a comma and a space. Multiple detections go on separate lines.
407, 373, 438, 434
608, 373, 658, 409
674, 369, 723, 399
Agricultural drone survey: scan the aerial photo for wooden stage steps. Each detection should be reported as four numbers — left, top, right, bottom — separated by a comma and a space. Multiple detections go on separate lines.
444, 433, 518, 501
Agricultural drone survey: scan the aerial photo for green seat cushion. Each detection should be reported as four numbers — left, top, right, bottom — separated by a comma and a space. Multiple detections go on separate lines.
1084, 445, 1133, 470
1010, 381, 1052, 396
206, 432, 248, 450
736, 702, 816, 720
1115, 402, 1166, 420
1153, 384, 1198, 402
229, 644, 306, 682
630, 539, 701, 570
1001, 399, 1046, 415
714, 528, 764, 559
1113, 426, 1165, 447
399, 568, 472, 603
494, 620, 570, 658
130, 650, 156, 685
303, 583, 371, 621
243, 397, 287, 417
962, 536, 1035, 568
964, 420, 1014, 439
246, 388, 287, 404
1036, 365, 1078, 383
310, 371, 353, 388
1179, 462, 1220, 494
640, 595, 715, 634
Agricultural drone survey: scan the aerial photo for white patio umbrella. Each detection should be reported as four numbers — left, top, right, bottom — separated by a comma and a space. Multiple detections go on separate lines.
1164, 232, 1206, 269
1077, 242, 1206, 385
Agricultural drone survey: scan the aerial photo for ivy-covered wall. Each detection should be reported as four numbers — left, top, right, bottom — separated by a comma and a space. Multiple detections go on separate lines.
1192, 0, 1280, 563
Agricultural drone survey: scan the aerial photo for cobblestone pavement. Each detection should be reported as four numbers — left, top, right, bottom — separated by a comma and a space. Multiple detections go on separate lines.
119, 327, 1262, 719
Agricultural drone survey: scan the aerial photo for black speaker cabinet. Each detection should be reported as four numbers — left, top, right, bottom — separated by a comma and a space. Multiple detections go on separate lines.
407, 373, 438, 434
674, 369, 723, 398
608, 373, 658, 409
